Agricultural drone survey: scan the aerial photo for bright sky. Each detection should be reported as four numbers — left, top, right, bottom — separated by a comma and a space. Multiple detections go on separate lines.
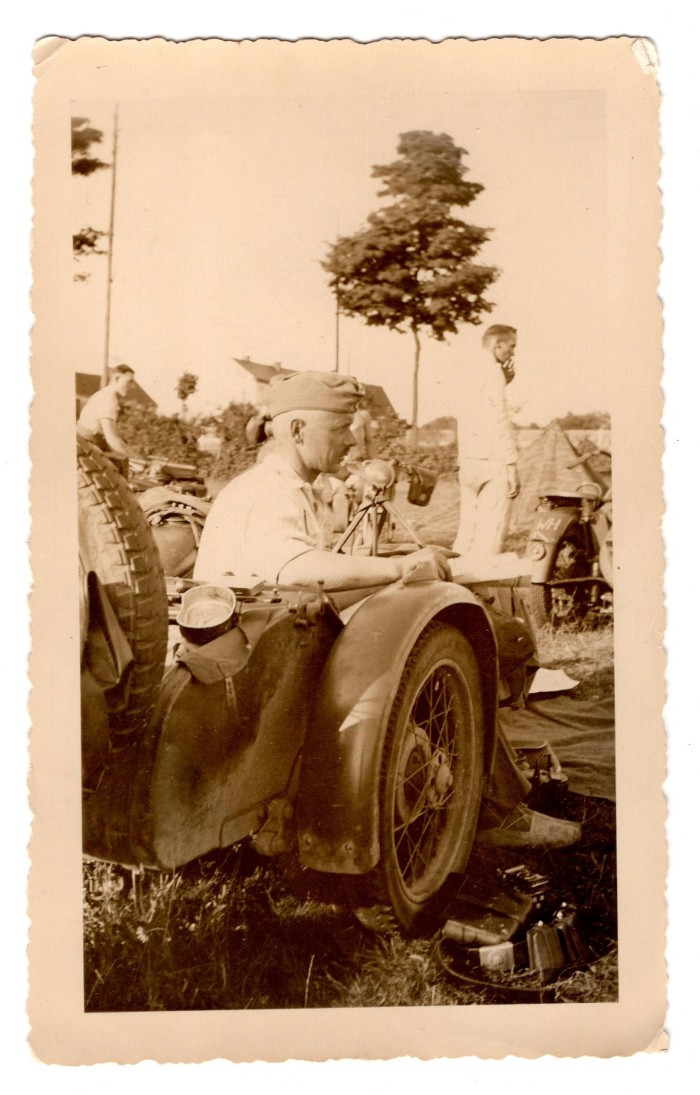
66, 40, 636, 425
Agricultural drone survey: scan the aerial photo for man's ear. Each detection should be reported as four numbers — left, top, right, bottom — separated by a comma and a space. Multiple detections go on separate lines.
290, 417, 305, 443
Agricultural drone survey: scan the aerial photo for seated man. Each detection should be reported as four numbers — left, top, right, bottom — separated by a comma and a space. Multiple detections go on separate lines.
194, 370, 579, 849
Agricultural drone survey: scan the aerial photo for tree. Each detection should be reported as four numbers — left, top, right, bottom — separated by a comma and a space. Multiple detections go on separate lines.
176, 372, 199, 418
71, 117, 109, 175
323, 131, 499, 450
555, 411, 611, 431
71, 117, 110, 278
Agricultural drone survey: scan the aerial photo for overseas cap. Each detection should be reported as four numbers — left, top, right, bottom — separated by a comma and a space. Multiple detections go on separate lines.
267, 371, 365, 418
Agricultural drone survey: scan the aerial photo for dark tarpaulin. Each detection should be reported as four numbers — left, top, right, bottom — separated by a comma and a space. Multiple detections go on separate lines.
499, 693, 616, 802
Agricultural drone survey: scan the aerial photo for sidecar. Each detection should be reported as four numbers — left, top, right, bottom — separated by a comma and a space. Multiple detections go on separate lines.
79, 438, 535, 930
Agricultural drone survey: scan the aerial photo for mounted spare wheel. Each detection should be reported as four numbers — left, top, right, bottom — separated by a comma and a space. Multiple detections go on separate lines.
78, 436, 168, 739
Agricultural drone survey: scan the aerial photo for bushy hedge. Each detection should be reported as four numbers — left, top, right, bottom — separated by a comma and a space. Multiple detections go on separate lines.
117, 402, 458, 486
118, 404, 201, 464
373, 413, 459, 477
206, 401, 259, 481
117, 399, 263, 491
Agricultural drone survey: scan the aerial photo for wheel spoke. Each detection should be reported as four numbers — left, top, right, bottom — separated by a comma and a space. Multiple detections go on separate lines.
400, 809, 436, 883
393, 786, 456, 884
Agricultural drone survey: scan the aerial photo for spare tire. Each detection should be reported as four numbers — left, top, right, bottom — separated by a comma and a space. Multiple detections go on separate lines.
78, 437, 168, 736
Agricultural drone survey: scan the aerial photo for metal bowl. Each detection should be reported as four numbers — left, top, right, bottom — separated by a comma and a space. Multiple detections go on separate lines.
176, 584, 237, 645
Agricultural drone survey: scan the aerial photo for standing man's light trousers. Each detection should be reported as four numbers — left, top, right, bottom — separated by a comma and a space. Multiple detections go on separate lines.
453, 458, 512, 557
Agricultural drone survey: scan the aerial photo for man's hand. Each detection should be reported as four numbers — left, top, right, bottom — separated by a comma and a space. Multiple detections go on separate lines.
506, 464, 520, 499
501, 358, 516, 385
398, 546, 452, 584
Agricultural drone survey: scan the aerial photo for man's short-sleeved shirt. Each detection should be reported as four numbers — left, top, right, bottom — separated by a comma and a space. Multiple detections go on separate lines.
77, 386, 120, 444
193, 451, 331, 583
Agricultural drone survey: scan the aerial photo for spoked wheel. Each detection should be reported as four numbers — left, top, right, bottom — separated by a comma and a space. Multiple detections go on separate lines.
530, 529, 590, 628
357, 622, 484, 933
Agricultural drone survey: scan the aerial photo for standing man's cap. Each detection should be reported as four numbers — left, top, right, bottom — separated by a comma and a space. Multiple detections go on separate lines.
267, 371, 365, 418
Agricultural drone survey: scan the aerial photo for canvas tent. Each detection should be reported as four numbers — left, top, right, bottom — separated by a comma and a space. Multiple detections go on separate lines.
509, 423, 610, 538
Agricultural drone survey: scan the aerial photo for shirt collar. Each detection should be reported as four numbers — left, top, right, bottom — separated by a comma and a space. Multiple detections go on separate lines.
263, 449, 314, 488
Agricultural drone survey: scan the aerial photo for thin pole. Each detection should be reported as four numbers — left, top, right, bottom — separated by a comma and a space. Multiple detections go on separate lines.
102, 105, 119, 386
333, 209, 340, 372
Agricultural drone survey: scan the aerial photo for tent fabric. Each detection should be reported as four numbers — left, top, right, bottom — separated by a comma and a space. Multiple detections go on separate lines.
509, 423, 608, 537
499, 693, 616, 801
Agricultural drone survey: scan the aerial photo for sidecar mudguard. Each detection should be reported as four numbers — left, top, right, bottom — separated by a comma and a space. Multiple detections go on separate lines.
296, 580, 501, 875
527, 506, 582, 583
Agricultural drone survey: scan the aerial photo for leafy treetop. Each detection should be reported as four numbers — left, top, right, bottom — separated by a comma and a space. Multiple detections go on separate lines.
324, 130, 498, 341
71, 116, 109, 176
324, 130, 499, 447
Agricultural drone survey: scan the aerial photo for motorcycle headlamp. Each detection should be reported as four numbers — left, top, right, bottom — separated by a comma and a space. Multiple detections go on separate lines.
528, 541, 547, 561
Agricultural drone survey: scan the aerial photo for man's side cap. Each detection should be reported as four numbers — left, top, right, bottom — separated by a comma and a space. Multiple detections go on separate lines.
267, 371, 365, 418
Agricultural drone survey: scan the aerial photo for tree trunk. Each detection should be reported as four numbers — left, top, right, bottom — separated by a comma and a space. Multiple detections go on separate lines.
409, 326, 421, 453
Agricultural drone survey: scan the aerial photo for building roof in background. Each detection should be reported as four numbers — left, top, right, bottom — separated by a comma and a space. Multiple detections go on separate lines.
75, 372, 157, 409
233, 357, 396, 417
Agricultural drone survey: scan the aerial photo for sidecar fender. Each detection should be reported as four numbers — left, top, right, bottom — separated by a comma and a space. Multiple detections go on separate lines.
527, 508, 581, 582
296, 580, 499, 875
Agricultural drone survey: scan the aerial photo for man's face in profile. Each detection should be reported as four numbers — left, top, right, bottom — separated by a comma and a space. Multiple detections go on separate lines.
493, 334, 517, 365
295, 409, 356, 477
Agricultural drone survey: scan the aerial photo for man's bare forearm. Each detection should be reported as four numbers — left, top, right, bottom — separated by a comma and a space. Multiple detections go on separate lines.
278, 549, 403, 590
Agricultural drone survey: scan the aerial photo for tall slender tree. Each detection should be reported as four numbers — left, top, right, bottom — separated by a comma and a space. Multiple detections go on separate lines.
324, 131, 499, 449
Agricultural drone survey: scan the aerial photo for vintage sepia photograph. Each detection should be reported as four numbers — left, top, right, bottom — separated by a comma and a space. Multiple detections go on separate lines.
29, 35, 665, 1063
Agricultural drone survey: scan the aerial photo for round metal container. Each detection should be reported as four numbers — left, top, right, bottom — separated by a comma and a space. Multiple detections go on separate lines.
176, 584, 237, 645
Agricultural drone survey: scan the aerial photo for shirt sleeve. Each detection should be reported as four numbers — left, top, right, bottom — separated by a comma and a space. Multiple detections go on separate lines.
99, 389, 119, 422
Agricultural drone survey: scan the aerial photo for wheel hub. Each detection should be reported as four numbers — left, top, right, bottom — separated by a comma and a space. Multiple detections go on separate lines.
432, 758, 453, 799
397, 725, 453, 817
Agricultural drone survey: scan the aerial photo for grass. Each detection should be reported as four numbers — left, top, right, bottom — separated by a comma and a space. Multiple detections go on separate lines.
83, 483, 617, 1010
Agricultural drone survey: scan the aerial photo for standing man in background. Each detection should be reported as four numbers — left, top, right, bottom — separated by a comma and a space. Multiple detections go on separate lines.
452, 325, 520, 558
77, 363, 140, 459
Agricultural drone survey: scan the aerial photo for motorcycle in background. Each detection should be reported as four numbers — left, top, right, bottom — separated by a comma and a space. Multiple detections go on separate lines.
526, 447, 613, 628
128, 456, 211, 579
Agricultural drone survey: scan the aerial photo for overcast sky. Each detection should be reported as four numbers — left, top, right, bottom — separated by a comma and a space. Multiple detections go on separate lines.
64, 40, 645, 425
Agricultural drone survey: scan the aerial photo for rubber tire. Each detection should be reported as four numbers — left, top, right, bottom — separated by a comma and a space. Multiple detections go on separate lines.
529, 529, 589, 629
78, 437, 168, 735
357, 622, 484, 933
529, 582, 552, 630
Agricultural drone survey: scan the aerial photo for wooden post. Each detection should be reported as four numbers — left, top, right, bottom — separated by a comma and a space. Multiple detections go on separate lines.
102, 105, 119, 387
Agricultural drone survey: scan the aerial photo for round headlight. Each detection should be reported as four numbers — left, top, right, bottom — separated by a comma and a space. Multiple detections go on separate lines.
528, 541, 547, 561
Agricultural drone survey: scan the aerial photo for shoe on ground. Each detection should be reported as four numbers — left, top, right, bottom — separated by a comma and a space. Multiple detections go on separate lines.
475, 804, 581, 849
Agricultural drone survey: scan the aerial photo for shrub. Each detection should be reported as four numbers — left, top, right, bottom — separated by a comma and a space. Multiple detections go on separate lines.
372, 413, 459, 477
206, 401, 259, 481
116, 400, 262, 483
118, 403, 201, 464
